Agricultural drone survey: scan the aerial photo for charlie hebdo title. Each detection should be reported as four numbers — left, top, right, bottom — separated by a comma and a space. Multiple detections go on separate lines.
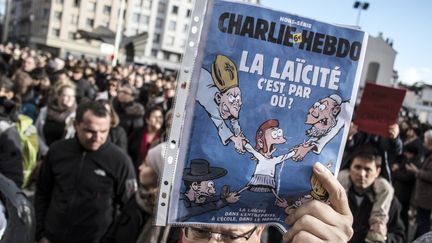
218, 12, 362, 109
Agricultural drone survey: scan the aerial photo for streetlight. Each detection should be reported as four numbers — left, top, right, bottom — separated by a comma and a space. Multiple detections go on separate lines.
112, 0, 126, 67
353, 1, 369, 27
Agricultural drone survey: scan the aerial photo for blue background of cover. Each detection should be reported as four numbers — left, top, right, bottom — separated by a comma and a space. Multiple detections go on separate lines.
175, 0, 365, 228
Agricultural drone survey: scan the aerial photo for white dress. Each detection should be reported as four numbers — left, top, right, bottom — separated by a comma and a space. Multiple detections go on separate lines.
244, 143, 294, 192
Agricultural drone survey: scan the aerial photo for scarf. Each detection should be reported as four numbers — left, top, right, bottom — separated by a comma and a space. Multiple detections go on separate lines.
47, 101, 76, 123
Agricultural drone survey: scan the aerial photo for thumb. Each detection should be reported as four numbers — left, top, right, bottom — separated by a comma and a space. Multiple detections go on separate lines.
312, 162, 351, 216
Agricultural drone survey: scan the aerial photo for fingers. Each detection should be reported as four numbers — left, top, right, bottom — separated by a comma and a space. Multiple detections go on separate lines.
290, 231, 323, 243
285, 200, 340, 227
313, 163, 351, 216
283, 214, 329, 242
284, 202, 353, 242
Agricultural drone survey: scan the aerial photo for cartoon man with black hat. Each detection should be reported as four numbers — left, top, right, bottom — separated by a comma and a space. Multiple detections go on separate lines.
196, 55, 245, 153
179, 159, 239, 221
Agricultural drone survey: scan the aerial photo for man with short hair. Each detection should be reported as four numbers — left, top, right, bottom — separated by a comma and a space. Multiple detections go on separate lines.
35, 101, 137, 243
112, 83, 145, 137
345, 145, 405, 243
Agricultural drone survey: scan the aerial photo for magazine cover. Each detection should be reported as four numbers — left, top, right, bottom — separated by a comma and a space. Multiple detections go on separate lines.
157, 0, 368, 231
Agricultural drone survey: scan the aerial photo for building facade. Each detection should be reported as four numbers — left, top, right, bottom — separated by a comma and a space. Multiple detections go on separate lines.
353, 34, 398, 104
9, 0, 123, 58
7, 0, 259, 70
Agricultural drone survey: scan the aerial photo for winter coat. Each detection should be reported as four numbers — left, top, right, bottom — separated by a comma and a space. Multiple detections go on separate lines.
348, 186, 405, 243
412, 150, 432, 210
34, 138, 136, 243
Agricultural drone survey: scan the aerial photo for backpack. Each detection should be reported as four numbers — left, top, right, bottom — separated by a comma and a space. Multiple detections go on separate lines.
15, 115, 38, 188
0, 173, 35, 243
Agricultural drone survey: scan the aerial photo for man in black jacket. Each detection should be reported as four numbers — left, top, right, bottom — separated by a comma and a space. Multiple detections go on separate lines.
35, 102, 137, 243
346, 145, 405, 243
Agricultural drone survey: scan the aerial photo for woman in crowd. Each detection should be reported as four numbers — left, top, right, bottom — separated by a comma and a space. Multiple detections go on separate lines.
12, 70, 39, 121
35, 81, 77, 155
128, 105, 164, 172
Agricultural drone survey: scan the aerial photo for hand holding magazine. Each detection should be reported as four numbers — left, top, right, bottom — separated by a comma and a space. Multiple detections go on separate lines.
157, 0, 367, 232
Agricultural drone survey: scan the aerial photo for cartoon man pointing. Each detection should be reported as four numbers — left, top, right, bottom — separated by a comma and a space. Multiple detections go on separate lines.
196, 55, 245, 153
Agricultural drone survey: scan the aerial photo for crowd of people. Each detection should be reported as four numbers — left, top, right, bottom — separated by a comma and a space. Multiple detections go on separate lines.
0, 41, 430, 243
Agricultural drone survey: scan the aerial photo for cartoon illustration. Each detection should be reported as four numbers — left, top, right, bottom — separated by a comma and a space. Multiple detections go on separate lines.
179, 159, 239, 221
282, 161, 333, 211
196, 55, 245, 153
237, 119, 294, 207
291, 94, 350, 161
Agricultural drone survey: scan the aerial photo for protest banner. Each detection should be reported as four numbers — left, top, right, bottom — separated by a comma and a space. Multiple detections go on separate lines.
354, 83, 406, 138
156, 0, 368, 232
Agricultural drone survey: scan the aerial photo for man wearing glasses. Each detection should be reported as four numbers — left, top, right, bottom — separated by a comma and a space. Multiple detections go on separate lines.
182, 225, 264, 243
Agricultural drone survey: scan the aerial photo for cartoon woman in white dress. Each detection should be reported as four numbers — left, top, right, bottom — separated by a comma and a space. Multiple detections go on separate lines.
237, 119, 294, 205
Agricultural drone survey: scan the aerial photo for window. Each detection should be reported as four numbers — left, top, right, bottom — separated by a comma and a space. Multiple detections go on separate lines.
52, 28, 60, 37
70, 14, 78, 24
103, 5, 111, 15
168, 20, 176, 31
54, 11, 62, 21
88, 2, 96, 12
143, 0, 152, 8
43, 8, 49, 17
158, 2, 166, 13
186, 9, 191, 17
132, 13, 140, 23
163, 52, 170, 60
134, 0, 142, 6
141, 15, 149, 25
155, 18, 163, 28
153, 34, 160, 43
86, 18, 94, 28
74, 0, 81, 7
42, 25, 48, 34
68, 32, 75, 39
171, 5, 178, 15
151, 49, 158, 57
174, 53, 181, 62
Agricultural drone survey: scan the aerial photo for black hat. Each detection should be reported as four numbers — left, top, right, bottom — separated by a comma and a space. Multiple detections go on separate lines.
183, 159, 227, 182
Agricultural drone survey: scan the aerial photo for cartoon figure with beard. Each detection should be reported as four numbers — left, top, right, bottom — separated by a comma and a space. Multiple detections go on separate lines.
179, 159, 239, 221
196, 55, 246, 153
291, 94, 350, 161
